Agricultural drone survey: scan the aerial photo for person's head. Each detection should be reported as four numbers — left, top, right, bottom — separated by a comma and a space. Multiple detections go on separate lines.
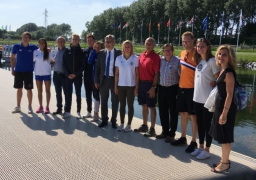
215, 44, 237, 69
71, 34, 80, 46
38, 38, 49, 60
162, 43, 174, 60
104, 34, 115, 50
122, 40, 133, 57
145, 37, 155, 52
56, 36, 65, 49
182, 31, 194, 51
22, 32, 31, 45
193, 38, 213, 65
93, 41, 104, 53
86, 33, 95, 48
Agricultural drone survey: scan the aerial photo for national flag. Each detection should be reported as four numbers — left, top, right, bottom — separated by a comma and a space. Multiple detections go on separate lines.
118, 23, 121, 30
202, 15, 208, 31
123, 22, 128, 29
239, 9, 243, 28
140, 21, 143, 31
157, 22, 161, 30
148, 20, 151, 32
220, 12, 224, 36
188, 16, 194, 24
112, 24, 115, 29
166, 18, 170, 27
178, 21, 183, 28
131, 27, 135, 32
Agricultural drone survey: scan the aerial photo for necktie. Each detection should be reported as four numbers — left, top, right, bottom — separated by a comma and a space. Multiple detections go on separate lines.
106, 51, 111, 78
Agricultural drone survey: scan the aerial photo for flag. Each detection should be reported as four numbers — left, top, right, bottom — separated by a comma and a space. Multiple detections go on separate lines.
131, 27, 135, 32
178, 21, 183, 28
118, 23, 121, 30
123, 22, 128, 29
188, 16, 194, 24
112, 24, 115, 29
157, 22, 161, 30
202, 15, 208, 31
148, 20, 151, 32
220, 12, 224, 36
239, 9, 243, 28
140, 21, 143, 31
166, 19, 170, 27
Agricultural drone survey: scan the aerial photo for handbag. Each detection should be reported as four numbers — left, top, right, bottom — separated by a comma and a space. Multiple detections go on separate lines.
204, 86, 218, 112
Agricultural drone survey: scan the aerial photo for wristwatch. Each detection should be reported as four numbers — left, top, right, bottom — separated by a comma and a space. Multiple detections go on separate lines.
152, 85, 157, 88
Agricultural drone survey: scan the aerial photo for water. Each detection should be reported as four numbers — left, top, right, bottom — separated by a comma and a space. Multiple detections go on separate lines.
1, 62, 256, 158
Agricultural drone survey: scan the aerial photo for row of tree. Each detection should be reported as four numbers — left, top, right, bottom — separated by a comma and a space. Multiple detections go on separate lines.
83, 0, 256, 45
0, 23, 72, 41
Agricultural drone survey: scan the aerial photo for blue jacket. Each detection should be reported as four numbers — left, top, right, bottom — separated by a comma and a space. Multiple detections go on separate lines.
87, 49, 98, 81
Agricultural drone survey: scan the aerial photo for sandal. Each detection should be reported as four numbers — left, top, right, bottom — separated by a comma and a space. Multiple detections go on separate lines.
211, 161, 231, 173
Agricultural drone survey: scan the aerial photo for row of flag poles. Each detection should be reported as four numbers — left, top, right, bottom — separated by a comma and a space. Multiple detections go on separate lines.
112, 9, 243, 50
1, 25, 10, 31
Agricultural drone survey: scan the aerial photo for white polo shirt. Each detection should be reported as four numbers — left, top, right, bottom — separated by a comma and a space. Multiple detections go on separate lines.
33, 49, 54, 76
193, 57, 220, 103
115, 54, 139, 86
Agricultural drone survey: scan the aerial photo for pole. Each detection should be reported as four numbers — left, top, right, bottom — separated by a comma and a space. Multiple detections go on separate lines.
157, 29, 160, 45
178, 26, 181, 49
236, 31, 240, 52
126, 27, 127, 40
192, 22, 193, 33
114, 24, 115, 38
167, 27, 170, 43
219, 32, 222, 46
120, 27, 121, 44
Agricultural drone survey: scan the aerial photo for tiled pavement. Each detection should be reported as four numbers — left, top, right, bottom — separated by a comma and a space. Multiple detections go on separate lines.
0, 69, 255, 180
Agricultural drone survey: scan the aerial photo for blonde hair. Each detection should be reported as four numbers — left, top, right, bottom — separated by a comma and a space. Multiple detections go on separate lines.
182, 31, 194, 39
122, 40, 134, 56
72, 33, 80, 39
215, 44, 237, 69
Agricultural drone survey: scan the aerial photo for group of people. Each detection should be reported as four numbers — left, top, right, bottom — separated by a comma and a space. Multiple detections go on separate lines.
11, 31, 238, 173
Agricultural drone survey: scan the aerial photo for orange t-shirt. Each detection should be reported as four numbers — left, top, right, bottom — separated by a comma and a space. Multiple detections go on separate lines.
179, 49, 197, 88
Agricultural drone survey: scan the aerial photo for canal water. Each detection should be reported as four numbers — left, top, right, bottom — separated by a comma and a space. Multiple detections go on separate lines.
1, 62, 256, 158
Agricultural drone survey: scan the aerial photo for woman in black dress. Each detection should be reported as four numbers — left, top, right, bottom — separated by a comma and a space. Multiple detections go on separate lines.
209, 44, 237, 173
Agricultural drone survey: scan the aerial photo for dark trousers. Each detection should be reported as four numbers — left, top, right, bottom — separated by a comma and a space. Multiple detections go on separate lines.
118, 86, 135, 125
194, 101, 213, 147
53, 72, 67, 110
158, 84, 179, 137
99, 77, 119, 123
84, 76, 93, 113
65, 75, 82, 113
93, 83, 100, 102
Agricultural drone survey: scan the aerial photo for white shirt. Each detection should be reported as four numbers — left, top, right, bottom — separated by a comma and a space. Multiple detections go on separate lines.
33, 49, 54, 76
105, 49, 115, 77
193, 57, 220, 103
115, 54, 139, 86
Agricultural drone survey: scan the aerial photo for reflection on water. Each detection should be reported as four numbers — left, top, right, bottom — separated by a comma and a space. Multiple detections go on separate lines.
1, 62, 256, 158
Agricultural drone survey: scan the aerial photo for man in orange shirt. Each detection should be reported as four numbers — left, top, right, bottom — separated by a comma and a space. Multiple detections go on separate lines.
171, 31, 198, 153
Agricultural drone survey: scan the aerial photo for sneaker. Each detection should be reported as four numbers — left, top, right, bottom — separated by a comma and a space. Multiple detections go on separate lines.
171, 137, 187, 146
117, 124, 124, 131
134, 124, 148, 132
28, 106, 33, 114
77, 112, 82, 119
62, 112, 71, 119
36, 106, 44, 113
191, 148, 204, 156
45, 107, 50, 114
83, 112, 92, 118
196, 150, 211, 160
165, 136, 175, 143
185, 141, 198, 153
53, 109, 62, 115
12, 106, 21, 113
91, 114, 99, 122
144, 128, 156, 137
124, 124, 131, 132
156, 133, 167, 139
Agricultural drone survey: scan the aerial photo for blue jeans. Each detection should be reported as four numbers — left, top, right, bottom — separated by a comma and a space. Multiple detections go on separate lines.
53, 72, 67, 110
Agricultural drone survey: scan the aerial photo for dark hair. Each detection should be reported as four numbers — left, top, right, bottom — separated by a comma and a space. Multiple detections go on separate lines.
38, 38, 49, 61
86, 33, 95, 40
193, 38, 214, 65
94, 41, 104, 49
162, 43, 174, 51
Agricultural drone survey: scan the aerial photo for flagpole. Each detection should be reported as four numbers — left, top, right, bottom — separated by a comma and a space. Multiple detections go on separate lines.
192, 16, 194, 33
158, 29, 160, 45
126, 27, 127, 40
120, 25, 122, 44
141, 21, 143, 44
133, 22, 135, 43
236, 9, 242, 52
236, 30, 240, 52
219, 32, 222, 46
178, 25, 181, 49
167, 27, 170, 44
114, 24, 115, 38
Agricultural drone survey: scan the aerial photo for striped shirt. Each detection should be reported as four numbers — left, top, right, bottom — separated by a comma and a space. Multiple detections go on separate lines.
159, 55, 180, 87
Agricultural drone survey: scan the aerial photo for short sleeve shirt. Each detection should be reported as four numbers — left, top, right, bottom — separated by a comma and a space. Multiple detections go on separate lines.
193, 57, 220, 103
115, 54, 139, 86
139, 50, 160, 81
12, 43, 38, 72
179, 49, 197, 88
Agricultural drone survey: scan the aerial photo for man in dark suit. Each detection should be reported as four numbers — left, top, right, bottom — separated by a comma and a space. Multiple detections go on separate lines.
94, 34, 122, 128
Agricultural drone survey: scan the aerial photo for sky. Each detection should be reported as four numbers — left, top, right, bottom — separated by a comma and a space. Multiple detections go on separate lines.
0, 0, 135, 35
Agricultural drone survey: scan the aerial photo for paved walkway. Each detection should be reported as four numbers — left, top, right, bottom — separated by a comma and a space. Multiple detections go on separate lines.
0, 68, 255, 180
